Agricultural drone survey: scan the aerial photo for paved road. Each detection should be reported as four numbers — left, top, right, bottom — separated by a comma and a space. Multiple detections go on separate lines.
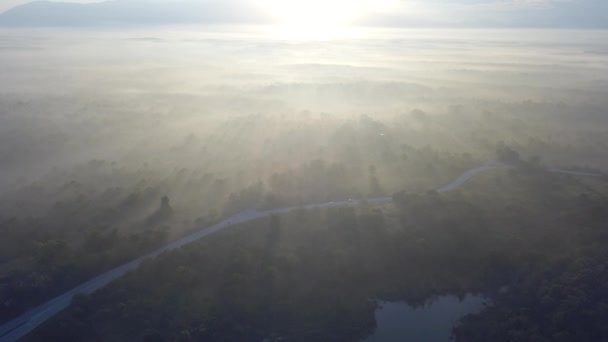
435, 161, 512, 193
551, 169, 603, 177
0, 162, 601, 342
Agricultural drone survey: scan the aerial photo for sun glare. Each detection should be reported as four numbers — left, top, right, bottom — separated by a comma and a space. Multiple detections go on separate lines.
263, 0, 396, 39
267, 0, 359, 26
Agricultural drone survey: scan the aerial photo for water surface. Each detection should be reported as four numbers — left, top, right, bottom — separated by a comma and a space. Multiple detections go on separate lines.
365, 295, 484, 342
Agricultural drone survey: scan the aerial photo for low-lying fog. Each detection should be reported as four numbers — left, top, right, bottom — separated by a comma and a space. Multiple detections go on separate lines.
1, 26, 608, 228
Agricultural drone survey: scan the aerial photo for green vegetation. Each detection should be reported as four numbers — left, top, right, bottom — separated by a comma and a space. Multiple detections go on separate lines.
0, 111, 483, 322
2, 101, 608, 339
2, 28, 608, 341
24, 167, 608, 341
0, 194, 173, 323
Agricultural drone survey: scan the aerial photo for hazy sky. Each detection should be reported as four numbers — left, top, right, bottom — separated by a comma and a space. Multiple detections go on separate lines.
1, 0, 607, 28
0, 0, 99, 12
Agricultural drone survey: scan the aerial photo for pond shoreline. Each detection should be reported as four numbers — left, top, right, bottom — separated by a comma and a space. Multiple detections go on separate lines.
364, 294, 486, 342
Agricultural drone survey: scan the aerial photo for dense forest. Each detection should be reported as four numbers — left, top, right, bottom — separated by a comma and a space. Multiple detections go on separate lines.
21, 165, 608, 341
2, 28, 608, 341
2, 100, 607, 325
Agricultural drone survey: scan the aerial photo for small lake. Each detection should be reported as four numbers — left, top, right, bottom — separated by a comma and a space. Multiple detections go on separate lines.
364, 295, 484, 342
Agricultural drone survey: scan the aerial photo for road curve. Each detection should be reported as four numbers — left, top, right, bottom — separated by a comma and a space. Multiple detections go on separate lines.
0, 162, 601, 342
436, 161, 513, 193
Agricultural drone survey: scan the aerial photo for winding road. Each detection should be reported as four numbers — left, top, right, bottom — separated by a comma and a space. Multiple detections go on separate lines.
0, 162, 602, 342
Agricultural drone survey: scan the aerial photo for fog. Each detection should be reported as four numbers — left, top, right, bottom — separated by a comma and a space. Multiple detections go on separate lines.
0, 26, 606, 235
2, 27, 608, 219
2, 25, 608, 338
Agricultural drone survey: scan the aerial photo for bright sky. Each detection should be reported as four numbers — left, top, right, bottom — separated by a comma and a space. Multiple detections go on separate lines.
0, 0, 561, 14
1, 0, 607, 28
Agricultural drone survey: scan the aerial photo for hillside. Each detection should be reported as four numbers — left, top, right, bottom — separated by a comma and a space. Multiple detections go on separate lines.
0, 0, 270, 26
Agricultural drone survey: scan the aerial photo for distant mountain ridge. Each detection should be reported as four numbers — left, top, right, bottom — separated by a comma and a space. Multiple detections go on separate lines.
0, 0, 272, 26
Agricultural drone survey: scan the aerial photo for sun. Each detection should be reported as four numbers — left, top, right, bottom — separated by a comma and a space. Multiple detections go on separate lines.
262, 0, 396, 39
266, 0, 361, 27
